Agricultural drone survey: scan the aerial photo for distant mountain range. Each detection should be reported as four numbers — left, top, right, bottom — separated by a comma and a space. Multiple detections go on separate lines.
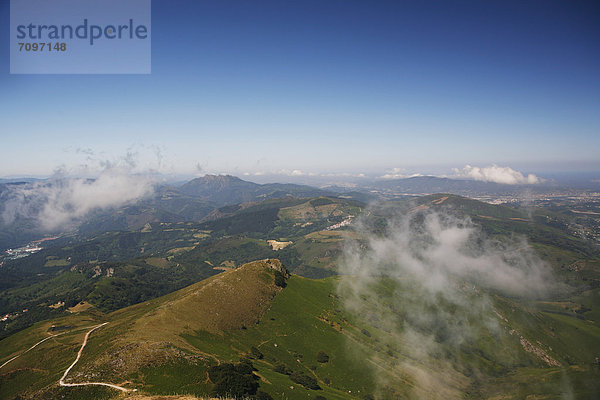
179, 174, 331, 204
369, 176, 536, 196
0, 178, 44, 184
330, 175, 600, 197
1, 173, 599, 251
0, 175, 333, 250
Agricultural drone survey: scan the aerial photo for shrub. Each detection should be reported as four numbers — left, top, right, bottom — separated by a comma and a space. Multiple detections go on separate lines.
208, 362, 259, 397
290, 371, 321, 390
237, 358, 256, 375
250, 346, 264, 359
274, 363, 292, 375
253, 391, 274, 400
316, 350, 329, 363
361, 328, 371, 337
273, 270, 287, 288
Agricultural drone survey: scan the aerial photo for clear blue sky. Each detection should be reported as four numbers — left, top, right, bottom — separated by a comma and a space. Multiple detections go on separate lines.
0, 0, 598, 178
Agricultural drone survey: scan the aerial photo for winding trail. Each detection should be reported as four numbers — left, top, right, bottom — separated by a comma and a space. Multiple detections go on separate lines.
59, 322, 133, 392
0, 331, 68, 369
1, 322, 134, 392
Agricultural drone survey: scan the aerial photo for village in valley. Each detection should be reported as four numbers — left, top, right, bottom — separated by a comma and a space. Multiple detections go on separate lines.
2, 236, 58, 262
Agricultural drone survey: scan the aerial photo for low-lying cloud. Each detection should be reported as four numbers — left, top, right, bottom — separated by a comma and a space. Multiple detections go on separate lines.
338, 205, 556, 398
1, 167, 155, 231
453, 164, 541, 184
379, 167, 424, 180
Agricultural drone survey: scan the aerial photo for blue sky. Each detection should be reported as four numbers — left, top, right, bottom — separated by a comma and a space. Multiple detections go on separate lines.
0, 0, 598, 179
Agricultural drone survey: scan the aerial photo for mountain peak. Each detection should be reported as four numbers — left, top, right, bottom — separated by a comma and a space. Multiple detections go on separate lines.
199, 174, 243, 181
178, 175, 328, 206
179, 174, 259, 200
131, 259, 288, 338
189, 174, 248, 185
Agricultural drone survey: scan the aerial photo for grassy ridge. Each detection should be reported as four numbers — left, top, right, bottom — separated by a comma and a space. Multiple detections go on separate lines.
3, 264, 599, 399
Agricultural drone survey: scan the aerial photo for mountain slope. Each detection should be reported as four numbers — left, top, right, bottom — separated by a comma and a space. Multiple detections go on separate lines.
2, 194, 600, 399
125, 258, 289, 341
180, 175, 330, 205
2, 257, 599, 399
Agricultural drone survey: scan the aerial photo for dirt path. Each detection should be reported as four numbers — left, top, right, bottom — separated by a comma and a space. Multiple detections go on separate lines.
0, 331, 68, 369
1, 322, 135, 392
59, 322, 133, 392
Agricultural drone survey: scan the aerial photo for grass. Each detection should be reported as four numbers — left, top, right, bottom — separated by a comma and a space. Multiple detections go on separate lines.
44, 258, 71, 267
2, 255, 600, 399
477, 366, 600, 400
68, 301, 95, 313
144, 257, 173, 268
187, 275, 381, 399
139, 360, 213, 396
0, 313, 111, 399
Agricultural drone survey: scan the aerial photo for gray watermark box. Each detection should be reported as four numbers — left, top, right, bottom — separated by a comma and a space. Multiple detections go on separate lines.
10, 0, 151, 74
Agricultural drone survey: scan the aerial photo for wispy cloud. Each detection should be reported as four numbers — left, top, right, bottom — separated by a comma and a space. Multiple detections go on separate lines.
1, 161, 156, 231
453, 164, 541, 185
338, 205, 556, 397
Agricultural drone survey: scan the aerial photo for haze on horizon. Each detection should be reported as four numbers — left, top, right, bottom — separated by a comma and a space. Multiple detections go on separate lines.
0, 0, 598, 178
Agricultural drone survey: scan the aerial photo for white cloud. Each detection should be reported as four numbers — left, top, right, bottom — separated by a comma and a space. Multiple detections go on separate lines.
338, 207, 557, 397
268, 169, 308, 177
1, 167, 155, 231
453, 164, 541, 185
379, 167, 424, 180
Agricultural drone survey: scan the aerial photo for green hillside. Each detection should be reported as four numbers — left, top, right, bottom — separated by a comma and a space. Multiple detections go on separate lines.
2, 256, 599, 399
